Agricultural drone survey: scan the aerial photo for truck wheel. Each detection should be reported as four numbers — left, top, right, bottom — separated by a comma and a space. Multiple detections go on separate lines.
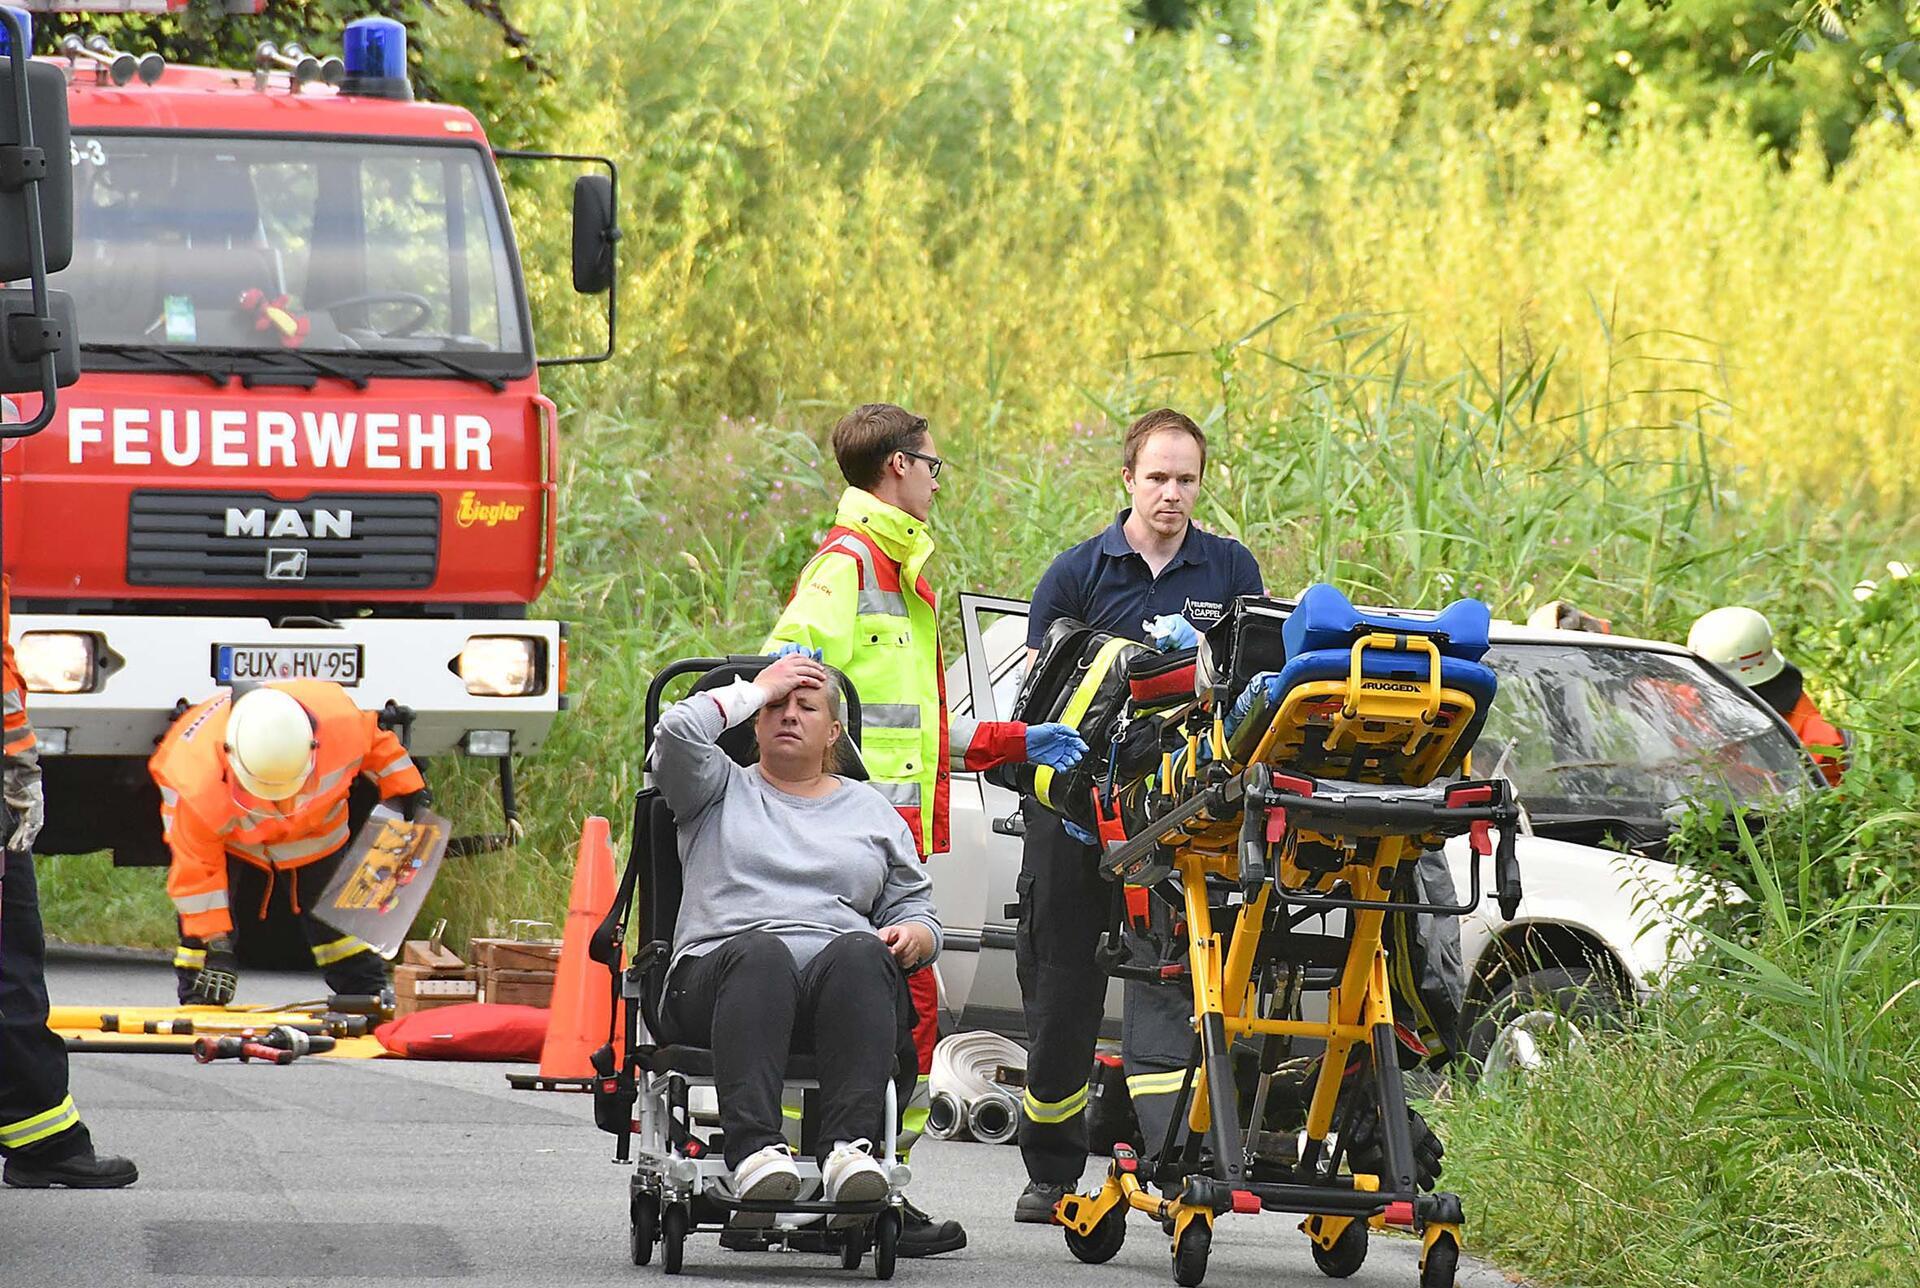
1466, 965, 1622, 1077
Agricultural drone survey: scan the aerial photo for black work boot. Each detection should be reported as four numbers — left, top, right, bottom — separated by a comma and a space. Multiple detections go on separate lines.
4, 1147, 139, 1189
897, 1198, 966, 1256
1013, 1180, 1068, 1224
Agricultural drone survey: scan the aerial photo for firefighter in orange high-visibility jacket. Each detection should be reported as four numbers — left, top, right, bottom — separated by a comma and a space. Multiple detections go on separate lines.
151, 680, 428, 1004
1, 574, 139, 1187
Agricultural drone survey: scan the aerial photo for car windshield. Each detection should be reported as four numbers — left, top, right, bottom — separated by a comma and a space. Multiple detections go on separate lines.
54, 132, 527, 369
1478, 642, 1811, 822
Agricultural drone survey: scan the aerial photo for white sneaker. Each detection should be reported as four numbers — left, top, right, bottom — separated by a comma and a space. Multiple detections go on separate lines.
821, 1139, 889, 1227
730, 1144, 804, 1227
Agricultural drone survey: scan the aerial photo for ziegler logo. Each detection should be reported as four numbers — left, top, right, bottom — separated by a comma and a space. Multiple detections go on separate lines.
456, 491, 527, 529
225, 507, 353, 540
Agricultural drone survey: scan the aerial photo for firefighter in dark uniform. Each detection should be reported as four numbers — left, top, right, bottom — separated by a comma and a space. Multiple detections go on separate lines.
1014, 409, 1264, 1222
0, 574, 139, 1187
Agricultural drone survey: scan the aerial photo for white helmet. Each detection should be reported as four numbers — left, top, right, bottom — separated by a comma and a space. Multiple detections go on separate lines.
1687, 606, 1785, 687
223, 687, 318, 801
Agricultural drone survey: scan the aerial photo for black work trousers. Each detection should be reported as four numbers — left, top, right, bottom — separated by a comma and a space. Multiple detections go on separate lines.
1016, 802, 1190, 1185
174, 850, 386, 1002
661, 930, 916, 1171
0, 848, 93, 1161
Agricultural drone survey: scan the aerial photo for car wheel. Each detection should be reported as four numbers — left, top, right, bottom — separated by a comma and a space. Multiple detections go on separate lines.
1466, 964, 1623, 1077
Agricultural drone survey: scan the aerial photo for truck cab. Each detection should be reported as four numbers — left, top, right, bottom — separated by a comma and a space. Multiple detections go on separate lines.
4, 15, 614, 863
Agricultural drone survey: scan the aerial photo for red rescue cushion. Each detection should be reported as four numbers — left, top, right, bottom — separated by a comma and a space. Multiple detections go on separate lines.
374, 1003, 549, 1061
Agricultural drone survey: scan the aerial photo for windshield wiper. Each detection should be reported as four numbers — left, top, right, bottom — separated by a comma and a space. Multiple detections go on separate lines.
243, 348, 370, 391
385, 350, 509, 392
139, 344, 374, 390
80, 341, 232, 388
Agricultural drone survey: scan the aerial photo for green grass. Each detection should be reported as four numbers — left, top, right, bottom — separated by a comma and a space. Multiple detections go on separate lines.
1433, 839, 1920, 1286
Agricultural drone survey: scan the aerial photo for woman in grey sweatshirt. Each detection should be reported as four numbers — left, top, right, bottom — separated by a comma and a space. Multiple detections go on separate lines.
650, 653, 939, 1216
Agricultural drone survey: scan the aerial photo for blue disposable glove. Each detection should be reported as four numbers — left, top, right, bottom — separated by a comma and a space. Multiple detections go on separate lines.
1225, 671, 1287, 740
1026, 722, 1089, 771
1062, 818, 1098, 846
1145, 614, 1200, 652
768, 643, 823, 661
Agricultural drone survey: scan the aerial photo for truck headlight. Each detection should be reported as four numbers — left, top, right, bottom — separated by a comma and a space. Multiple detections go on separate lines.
458, 636, 539, 697
16, 632, 97, 694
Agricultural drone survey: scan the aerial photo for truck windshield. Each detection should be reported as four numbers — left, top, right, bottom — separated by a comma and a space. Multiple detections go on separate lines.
53, 132, 528, 371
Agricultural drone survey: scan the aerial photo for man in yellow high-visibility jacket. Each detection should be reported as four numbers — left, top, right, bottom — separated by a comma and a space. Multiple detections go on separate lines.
761, 403, 1087, 1257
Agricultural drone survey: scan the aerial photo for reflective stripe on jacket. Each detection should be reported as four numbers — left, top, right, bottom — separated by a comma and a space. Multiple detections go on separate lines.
151, 679, 425, 938
764, 488, 1025, 856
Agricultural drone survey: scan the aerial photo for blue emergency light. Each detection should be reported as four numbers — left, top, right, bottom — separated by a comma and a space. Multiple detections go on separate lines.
339, 15, 411, 101
0, 7, 32, 59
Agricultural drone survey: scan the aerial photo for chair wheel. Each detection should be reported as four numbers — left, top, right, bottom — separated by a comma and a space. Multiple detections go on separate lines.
1309, 1218, 1367, 1278
1065, 1204, 1128, 1264
1171, 1219, 1211, 1288
630, 1192, 659, 1266
873, 1209, 900, 1281
661, 1202, 689, 1275
1420, 1230, 1460, 1288
841, 1227, 866, 1271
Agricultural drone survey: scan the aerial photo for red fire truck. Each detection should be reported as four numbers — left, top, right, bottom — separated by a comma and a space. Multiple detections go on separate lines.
2, 4, 616, 868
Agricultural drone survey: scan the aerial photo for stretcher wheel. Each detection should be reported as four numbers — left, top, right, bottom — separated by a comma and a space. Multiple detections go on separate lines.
1419, 1230, 1460, 1288
660, 1202, 689, 1275
872, 1209, 900, 1281
1171, 1221, 1210, 1288
1309, 1218, 1367, 1278
1065, 1204, 1128, 1264
630, 1192, 659, 1266
841, 1227, 867, 1271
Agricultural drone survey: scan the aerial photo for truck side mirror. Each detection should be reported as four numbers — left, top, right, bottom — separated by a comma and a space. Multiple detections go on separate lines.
0, 289, 78, 394
1, 21, 80, 409
0, 54, 73, 280
570, 172, 617, 296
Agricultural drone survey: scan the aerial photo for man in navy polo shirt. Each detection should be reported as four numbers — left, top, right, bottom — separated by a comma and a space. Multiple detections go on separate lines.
1013, 408, 1264, 1223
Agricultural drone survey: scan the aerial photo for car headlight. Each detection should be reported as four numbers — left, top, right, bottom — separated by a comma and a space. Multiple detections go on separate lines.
16, 632, 96, 694
458, 636, 539, 697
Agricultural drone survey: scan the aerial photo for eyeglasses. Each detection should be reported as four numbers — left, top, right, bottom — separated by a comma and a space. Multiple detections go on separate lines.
900, 448, 945, 479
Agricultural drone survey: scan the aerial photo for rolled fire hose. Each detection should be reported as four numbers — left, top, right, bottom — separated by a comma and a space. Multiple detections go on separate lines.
966, 1089, 1019, 1145
927, 1031, 1028, 1145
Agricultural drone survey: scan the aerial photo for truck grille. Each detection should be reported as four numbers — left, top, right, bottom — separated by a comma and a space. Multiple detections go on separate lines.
126, 490, 440, 590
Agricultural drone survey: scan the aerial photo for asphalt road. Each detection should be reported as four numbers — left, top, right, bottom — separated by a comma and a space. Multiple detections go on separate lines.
2, 960, 1522, 1288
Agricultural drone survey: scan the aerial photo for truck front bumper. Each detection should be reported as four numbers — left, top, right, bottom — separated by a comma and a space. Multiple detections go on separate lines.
10, 612, 565, 757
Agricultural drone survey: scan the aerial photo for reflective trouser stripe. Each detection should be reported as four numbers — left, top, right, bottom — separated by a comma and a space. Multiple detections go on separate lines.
0, 1096, 80, 1149
777, 1079, 928, 1158
173, 946, 207, 970
172, 890, 229, 915
1125, 1070, 1188, 1098
899, 1075, 929, 1161
1022, 1083, 1089, 1125
310, 935, 373, 966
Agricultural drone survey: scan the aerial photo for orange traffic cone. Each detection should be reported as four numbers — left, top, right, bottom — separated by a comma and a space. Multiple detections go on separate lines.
537, 815, 624, 1079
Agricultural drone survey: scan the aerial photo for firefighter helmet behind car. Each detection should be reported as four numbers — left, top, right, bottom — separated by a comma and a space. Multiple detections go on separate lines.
223, 687, 318, 801
1687, 606, 1785, 687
